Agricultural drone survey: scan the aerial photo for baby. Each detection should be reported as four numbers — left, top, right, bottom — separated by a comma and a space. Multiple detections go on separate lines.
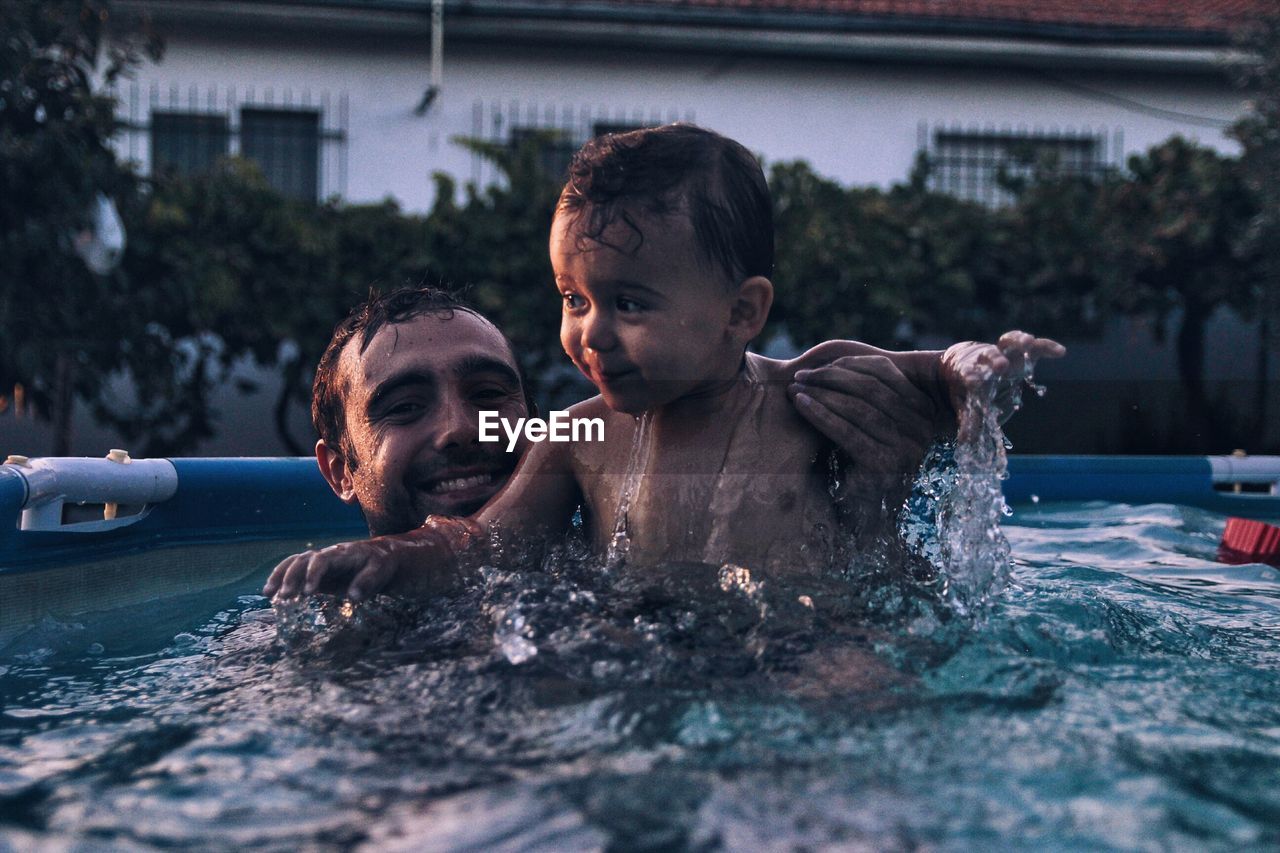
266, 124, 1061, 600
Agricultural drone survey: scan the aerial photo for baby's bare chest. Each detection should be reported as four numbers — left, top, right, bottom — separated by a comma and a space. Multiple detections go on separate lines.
577, 398, 841, 569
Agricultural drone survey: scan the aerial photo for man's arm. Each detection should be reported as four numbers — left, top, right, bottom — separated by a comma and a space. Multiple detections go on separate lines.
785, 332, 1064, 507
263, 437, 582, 602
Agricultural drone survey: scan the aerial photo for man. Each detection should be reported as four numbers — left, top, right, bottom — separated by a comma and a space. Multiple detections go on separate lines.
307, 287, 532, 538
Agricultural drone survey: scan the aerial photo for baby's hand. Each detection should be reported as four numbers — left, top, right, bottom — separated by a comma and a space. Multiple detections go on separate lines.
941, 331, 1065, 437
261, 517, 479, 602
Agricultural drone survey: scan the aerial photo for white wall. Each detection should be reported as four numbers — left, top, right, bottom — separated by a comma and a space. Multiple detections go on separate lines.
115, 26, 1250, 211
35, 22, 1255, 458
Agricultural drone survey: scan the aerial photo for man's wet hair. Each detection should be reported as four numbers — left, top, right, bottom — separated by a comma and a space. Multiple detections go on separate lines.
557, 123, 774, 286
312, 286, 533, 466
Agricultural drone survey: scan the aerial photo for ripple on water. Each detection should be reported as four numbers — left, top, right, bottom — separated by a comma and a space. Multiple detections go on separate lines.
3, 500, 1280, 847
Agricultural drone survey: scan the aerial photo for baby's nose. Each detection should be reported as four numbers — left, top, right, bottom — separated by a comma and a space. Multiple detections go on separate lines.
581, 314, 618, 352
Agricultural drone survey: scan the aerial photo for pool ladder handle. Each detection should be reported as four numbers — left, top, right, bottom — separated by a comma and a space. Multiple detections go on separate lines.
2, 452, 178, 533
1209, 452, 1280, 496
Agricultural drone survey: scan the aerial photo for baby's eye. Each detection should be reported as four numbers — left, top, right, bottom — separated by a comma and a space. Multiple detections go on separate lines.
562, 293, 586, 310
616, 297, 643, 313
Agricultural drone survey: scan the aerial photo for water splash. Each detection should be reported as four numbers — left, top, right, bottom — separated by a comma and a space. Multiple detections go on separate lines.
924, 349, 1050, 619
494, 608, 538, 665
606, 411, 654, 571
936, 392, 1012, 618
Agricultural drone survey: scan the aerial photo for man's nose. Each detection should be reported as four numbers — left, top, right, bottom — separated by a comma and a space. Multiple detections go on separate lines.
432, 393, 478, 450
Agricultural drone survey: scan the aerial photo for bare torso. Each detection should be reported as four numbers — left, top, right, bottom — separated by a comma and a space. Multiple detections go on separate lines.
570, 353, 843, 573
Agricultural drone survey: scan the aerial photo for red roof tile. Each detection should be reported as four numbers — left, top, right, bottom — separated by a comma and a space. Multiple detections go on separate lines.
543, 0, 1272, 36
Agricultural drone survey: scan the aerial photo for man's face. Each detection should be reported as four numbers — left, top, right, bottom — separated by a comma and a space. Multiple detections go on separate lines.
328, 310, 528, 535
551, 206, 742, 414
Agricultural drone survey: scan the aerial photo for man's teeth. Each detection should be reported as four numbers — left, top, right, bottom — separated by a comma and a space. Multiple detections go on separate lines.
429, 473, 493, 494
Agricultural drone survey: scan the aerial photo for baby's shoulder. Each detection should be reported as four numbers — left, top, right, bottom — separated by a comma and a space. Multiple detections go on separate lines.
565, 395, 611, 421
563, 395, 633, 463
780, 340, 890, 373
744, 343, 887, 384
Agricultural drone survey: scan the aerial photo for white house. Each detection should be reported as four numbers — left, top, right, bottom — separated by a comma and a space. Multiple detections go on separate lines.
112, 0, 1259, 209
5, 0, 1267, 456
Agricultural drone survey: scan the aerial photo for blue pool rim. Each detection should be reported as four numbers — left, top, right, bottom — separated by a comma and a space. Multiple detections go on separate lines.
1003, 455, 1279, 520
1, 458, 366, 574
1, 455, 1278, 575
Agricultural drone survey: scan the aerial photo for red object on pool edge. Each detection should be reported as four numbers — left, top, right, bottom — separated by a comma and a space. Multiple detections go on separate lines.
1218, 517, 1280, 566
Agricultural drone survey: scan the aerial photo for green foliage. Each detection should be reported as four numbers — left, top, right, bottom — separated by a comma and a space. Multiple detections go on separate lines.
770, 159, 989, 347
423, 133, 573, 406
1230, 16, 1280, 349
0, 0, 161, 452
1097, 138, 1262, 446
114, 133, 571, 454
3, 0, 1273, 456
118, 159, 442, 453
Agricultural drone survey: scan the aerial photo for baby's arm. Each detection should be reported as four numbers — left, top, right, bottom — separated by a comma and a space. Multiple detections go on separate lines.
939, 330, 1066, 439
264, 438, 582, 602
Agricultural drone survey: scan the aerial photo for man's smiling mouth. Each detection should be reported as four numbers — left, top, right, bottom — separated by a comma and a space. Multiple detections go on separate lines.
426, 471, 496, 495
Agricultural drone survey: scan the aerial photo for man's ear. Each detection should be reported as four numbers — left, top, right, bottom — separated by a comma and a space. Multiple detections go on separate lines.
728, 276, 773, 342
316, 439, 358, 504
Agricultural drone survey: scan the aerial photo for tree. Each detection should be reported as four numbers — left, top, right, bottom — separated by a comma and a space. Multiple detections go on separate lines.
769, 158, 995, 349
1231, 16, 1280, 441
1098, 137, 1261, 449
119, 156, 446, 455
0, 0, 160, 453
422, 134, 580, 408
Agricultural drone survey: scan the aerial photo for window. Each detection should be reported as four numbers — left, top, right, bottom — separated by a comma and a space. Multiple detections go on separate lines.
471, 101, 692, 186
506, 127, 575, 180
925, 129, 1109, 206
591, 121, 647, 138
124, 85, 346, 199
149, 112, 229, 176
241, 108, 321, 202
508, 122, 657, 180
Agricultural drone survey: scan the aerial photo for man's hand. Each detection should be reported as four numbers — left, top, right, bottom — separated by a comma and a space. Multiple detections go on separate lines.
941, 331, 1065, 438
261, 517, 479, 603
788, 354, 939, 510
785, 332, 1064, 509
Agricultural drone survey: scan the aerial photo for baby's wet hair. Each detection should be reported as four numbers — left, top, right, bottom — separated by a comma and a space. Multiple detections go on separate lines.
558, 123, 774, 286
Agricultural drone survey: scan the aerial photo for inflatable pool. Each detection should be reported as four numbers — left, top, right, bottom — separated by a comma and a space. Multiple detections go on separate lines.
3, 454, 1279, 848
2, 453, 1277, 645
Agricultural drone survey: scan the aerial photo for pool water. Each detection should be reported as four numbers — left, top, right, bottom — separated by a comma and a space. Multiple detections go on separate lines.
1, 494, 1278, 850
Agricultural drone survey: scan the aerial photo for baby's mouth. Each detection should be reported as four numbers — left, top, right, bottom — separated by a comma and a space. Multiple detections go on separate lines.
595, 365, 638, 385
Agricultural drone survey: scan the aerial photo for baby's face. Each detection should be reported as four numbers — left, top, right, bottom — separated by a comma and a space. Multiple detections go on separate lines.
551, 206, 743, 414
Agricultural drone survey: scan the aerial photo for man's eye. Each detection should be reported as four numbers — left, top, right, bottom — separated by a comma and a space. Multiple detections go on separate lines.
385, 400, 424, 418
472, 386, 512, 402
562, 293, 585, 310
617, 297, 643, 313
